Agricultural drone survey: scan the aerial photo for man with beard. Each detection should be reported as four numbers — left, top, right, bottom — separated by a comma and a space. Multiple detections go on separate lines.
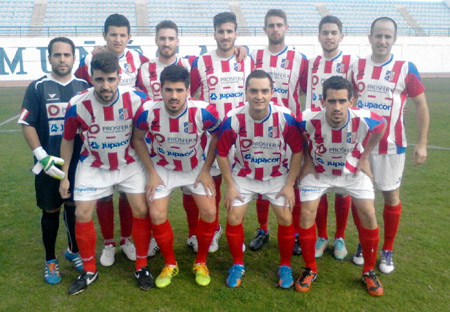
19, 37, 88, 284
304, 15, 358, 261
249, 9, 308, 254
190, 12, 254, 253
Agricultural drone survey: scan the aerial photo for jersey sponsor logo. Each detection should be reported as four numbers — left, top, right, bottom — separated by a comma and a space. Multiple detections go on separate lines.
157, 147, 194, 157
101, 138, 130, 149
49, 122, 64, 136
90, 142, 99, 149
89, 124, 100, 134
315, 143, 327, 156
273, 87, 288, 95
218, 92, 243, 100
75, 186, 98, 193
102, 124, 131, 134
240, 139, 253, 150
167, 137, 196, 145
243, 153, 280, 164
356, 81, 366, 92
312, 75, 320, 86
326, 160, 345, 168
301, 186, 321, 194
269, 71, 289, 80
251, 141, 279, 149
357, 100, 391, 111
119, 77, 135, 87
210, 93, 218, 101
329, 146, 353, 154
151, 82, 161, 92
312, 93, 323, 101
46, 102, 67, 118
119, 108, 131, 120
153, 134, 165, 143
207, 76, 219, 87
47, 93, 59, 101
366, 84, 394, 93
220, 76, 244, 84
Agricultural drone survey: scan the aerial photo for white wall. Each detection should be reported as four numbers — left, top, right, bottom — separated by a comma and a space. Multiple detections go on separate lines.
0, 35, 449, 81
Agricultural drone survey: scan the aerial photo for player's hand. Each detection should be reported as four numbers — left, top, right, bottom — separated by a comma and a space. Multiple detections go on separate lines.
59, 178, 71, 199
355, 156, 373, 179
146, 172, 165, 202
92, 45, 107, 55
234, 46, 248, 62
32, 152, 65, 180
413, 144, 427, 166
224, 184, 243, 211
276, 185, 295, 212
194, 169, 216, 198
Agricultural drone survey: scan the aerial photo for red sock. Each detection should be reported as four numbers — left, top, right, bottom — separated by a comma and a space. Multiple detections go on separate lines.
293, 189, 301, 234
132, 216, 151, 271
75, 220, 97, 273
213, 175, 222, 229
256, 196, 270, 232
298, 224, 317, 272
316, 195, 328, 240
351, 202, 363, 233
334, 195, 351, 239
226, 222, 244, 265
183, 194, 199, 237
152, 220, 176, 265
359, 226, 379, 273
383, 202, 402, 251
119, 197, 133, 244
96, 199, 115, 246
195, 219, 216, 263
278, 224, 295, 266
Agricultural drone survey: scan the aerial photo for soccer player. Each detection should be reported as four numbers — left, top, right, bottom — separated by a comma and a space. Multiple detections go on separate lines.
75, 14, 149, 267
217, 70, 303, 289
249, 9, 308, 253
190, 12, 254, 252
304, 15, 357, 260
19, 37, 88, 284
60, 52, 154, 295
296, 76, 386, 296
350, 17, 429, 273
133, 65, 221, 288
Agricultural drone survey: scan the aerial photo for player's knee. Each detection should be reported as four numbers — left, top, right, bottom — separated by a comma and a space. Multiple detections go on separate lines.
227, 212, 243, 226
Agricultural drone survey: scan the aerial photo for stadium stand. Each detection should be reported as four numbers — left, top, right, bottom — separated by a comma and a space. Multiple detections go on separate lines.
0, 0, 449, 36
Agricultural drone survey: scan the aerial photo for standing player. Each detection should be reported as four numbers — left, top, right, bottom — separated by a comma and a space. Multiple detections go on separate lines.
75, 14, 149, 266
19, 37, 88, 284
249, 9, 308, 253
305, 15, 357, 260
350, 17, 429, 273
296, 76, 386, 296
190, 12, 254, 252
217, 70, 303, 288
60, 52, 154, 295
133, 65, 221, 288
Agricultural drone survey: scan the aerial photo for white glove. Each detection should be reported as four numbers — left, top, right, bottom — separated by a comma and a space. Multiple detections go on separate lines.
31, 147, 65, 180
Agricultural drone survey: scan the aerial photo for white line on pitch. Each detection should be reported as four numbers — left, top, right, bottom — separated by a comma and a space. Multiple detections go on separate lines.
0, 114, 19, 127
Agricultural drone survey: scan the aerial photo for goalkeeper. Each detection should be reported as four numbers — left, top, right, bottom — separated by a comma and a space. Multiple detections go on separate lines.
19, 37, 89, 285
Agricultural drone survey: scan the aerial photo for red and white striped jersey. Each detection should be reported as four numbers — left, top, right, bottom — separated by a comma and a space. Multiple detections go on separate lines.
305, 51, 357, 110
190, 50, 254, 120
217, 103, 303, 181
75, 48, 149, 88
134, 98, 221, 171
136, 56, 193, 100
63, 87, 149, 170
350, 54, 425, 154
298, 107, 385, 176
251, 46, 308, 116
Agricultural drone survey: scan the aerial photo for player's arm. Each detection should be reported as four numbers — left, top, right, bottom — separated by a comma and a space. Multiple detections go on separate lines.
22, 124, 65, 180
411, 92, 429, 166
59, 137, 74, 199
276, 151, 303, 211
132, 126, 164, 202
234, 46, 248, 62
195, 132, 217, 197
355, 118, 386, 178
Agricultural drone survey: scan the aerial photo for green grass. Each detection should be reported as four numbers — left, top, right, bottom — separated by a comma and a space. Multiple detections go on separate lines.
0, 79, 449, 312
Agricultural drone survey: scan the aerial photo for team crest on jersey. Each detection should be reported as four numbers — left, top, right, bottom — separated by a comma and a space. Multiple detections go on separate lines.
184, 122, 194, 133
123, 63, 133, 73
268, 126, 279, 138
384, 70, 395, 82
280, 59, 290, 69
346, 132, 357, 144
234, 62, 242, 72
119, 108, 130, 120
336, 63, 345, 73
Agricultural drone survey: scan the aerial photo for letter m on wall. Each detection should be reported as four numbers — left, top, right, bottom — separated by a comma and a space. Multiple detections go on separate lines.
0, 47, 27, 75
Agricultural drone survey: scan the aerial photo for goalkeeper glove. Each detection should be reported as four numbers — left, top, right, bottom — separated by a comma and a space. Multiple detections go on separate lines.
31, 147, 65, 180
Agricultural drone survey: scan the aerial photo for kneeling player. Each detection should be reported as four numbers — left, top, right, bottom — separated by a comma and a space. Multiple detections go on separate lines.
133, 65, 221, 288
295, 76, 386, 296
217, 70, 303, 289
60, 52, 154, 295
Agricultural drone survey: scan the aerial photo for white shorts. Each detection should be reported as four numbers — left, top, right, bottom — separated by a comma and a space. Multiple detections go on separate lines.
232, 174, 288, 207
299, 172, 375, 202
370, 153, 405, 191
74, 161, 146, 201
153, 165, 210, 200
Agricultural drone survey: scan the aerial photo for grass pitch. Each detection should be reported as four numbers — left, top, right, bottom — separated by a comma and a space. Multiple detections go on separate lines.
0, 79, 449, 312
